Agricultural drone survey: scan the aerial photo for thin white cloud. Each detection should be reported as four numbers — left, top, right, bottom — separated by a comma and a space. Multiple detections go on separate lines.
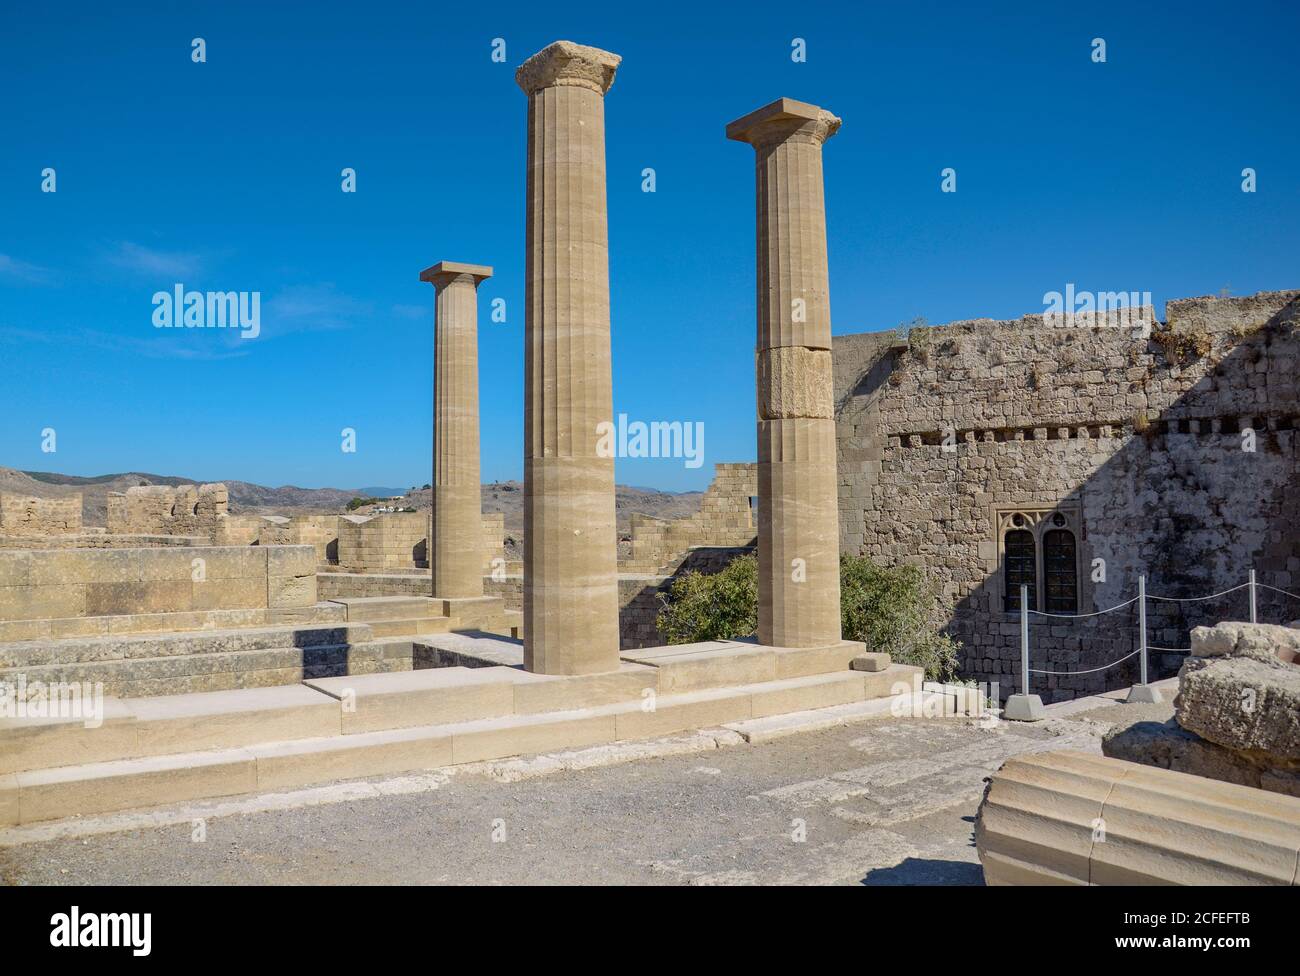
263, 283, 373, 335
0, 324, 250, 361
105, 241, 203, 278
0, 254, 54, 284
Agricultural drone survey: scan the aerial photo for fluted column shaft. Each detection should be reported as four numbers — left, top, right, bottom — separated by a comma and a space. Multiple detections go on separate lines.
420, 261, 492, 599
728, 98, 843, 648
517, 41, 622, 675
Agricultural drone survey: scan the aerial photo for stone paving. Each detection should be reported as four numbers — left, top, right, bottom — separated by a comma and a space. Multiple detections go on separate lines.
0, 700, 1165, 885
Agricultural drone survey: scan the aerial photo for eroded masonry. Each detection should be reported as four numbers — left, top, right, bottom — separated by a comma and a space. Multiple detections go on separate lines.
834, 290, 1299, 700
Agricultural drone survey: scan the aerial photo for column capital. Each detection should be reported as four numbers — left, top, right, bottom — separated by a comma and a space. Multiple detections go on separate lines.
419, 261, 493, 288
726, 97, 841, 148
516, 40, 620, 96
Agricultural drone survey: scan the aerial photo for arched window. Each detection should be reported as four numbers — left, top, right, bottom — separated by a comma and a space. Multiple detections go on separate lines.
1043, 528, 1078, 613
1003, 529, 1037, 612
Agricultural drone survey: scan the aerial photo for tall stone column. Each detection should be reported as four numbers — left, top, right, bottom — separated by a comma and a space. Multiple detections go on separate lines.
420, 261, 492, 600
728, 98, 843, 648
516, 41, 622, 675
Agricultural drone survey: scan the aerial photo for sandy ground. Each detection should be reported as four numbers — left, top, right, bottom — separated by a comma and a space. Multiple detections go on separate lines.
0, 697, 1169, 886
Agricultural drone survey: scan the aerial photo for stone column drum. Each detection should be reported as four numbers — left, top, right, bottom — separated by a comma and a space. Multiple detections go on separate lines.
516, 41, 622, 675
420, 261, 492, 600
728, 98, 843, 648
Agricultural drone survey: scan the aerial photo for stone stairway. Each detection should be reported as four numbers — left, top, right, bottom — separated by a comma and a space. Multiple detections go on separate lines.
0, 595, 521, 700
0, 622, 415, 698
0, 638, 922, 826
326, 595, 515, 640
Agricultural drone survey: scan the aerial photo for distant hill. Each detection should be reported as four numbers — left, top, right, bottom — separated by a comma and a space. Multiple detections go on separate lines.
403, 480, 705, 536
0, 467, 705, 531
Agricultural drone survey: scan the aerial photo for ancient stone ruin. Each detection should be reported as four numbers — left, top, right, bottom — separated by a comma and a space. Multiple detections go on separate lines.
1, 38, 1296, 880
835, 290, 1299, 701
1105, 621, 1300, 795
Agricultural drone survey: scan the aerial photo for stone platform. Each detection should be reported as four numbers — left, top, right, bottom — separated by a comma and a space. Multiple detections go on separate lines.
0, 594, 521, 698
0, 635, 925, 825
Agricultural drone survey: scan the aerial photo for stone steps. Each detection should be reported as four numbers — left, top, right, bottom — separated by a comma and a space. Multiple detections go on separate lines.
328, 596, 443, 622
0, 685, 341, 775
622, 639, 864, 693
0, 640, 411, 699
0, 665, 915, 826
0, 601, 349, 644
0, 661, 922, 825
363, 617, 455, 639
0, 623, 373, 669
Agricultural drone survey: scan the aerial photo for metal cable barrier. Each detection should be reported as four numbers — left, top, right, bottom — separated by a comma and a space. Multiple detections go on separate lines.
1014, 571, 1300, 698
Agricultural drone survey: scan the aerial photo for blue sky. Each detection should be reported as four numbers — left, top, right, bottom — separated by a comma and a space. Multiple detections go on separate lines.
1, 0, 1296, 492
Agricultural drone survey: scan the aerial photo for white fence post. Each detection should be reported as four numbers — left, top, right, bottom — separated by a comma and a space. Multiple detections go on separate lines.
1006, 583, 1044, 720
1020, 583, 1029, 696
1138, 574, 1148, 686
1127, 573, 1161, 703
1249, 569, 1257, 624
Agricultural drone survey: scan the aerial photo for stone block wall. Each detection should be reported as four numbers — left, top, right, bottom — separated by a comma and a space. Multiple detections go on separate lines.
212, 515, 263, 547
337, 513, 428, 572
834, 291, 1300, 701
0, 533, 205, 551
337, 511, 505, 574
626, 463, 757, 573
481, 512, 506, 574
0, 494, 83, 536
107, 483, 231, 540
258, 515, 341, 563
0, 544, 317, 623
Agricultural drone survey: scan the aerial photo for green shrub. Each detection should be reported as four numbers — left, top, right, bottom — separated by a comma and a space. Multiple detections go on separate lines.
838, 556, 961, 681
656, 554, 758, 643
656, 552, 961, 681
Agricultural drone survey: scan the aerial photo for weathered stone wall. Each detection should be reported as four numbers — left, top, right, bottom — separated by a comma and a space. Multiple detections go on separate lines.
0, 494, 83, 536
626, 463, 757, 573
107, 483, 231, 540
834, 291, 1300, 701
337, 513, 427, 572
481, 512, 506, 574
0, 533, 205, 551
336, 512, 504, 575
0, 544, 317, 623
212, 514, 263, 547
258, 515, 340, 564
